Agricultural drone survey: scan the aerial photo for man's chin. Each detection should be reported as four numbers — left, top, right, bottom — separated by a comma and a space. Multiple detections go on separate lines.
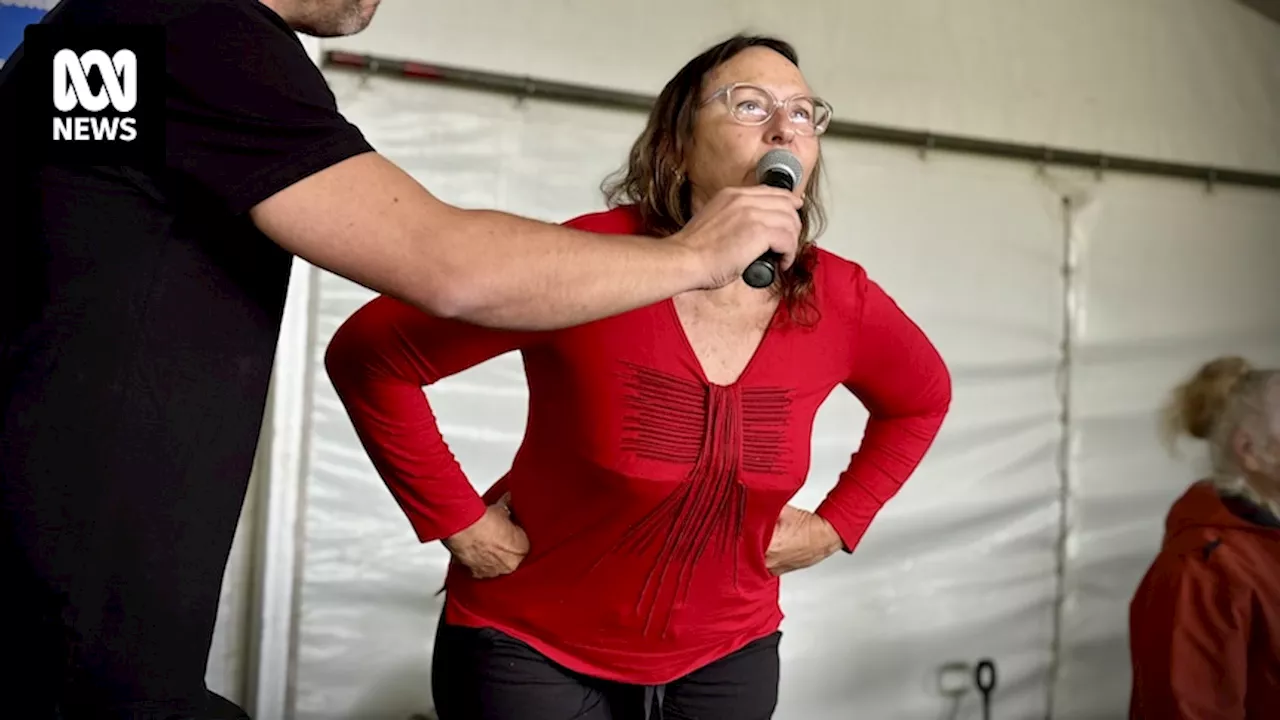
295, 2, 379, 38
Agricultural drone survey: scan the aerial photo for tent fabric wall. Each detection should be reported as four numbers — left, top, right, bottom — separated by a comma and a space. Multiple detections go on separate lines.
285, 70, 1080, 720
1, 1, 1273, 716
281, 68, 1280, 719
324, 0, 1280, 175
205, 454, 261, 706
289, 74, 650, 720
1053, 177, 1280, 719
771, 141, 1067, 719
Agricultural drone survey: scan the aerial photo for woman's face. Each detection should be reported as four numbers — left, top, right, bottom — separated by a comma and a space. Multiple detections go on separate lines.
1261, 379, 1280, 483
1240, 377, 1280, 486
684, 47, 827, 214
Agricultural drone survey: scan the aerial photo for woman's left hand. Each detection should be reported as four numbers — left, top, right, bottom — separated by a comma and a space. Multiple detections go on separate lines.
765, 505, 844, 575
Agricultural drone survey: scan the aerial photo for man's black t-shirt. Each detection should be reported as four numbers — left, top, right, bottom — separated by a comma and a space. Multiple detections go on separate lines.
0, 0, 373, 709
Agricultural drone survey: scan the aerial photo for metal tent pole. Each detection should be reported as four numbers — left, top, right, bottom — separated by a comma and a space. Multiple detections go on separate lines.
323, 50, 1280, 192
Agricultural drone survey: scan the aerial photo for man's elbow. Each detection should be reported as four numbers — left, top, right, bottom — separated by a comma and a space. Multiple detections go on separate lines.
387, 209, 501, 322
393, 273, 483, 322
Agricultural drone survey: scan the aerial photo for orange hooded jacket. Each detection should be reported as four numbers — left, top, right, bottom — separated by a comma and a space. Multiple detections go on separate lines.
1129, 480, 1280, 719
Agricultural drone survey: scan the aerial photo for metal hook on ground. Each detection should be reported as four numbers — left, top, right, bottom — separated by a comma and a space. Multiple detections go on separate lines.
974, 658, 997, 720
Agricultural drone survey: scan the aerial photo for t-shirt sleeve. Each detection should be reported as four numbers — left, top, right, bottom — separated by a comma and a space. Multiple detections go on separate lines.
815, 267, 953, 552
163, 1, 374, 214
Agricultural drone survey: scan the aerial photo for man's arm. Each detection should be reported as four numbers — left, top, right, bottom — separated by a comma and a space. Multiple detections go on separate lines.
158, 0, 800, 332
251, 152, 802, 331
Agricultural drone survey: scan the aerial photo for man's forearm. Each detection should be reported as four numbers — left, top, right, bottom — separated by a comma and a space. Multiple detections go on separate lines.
415, 207, 704, 331
252, 153, 710, 330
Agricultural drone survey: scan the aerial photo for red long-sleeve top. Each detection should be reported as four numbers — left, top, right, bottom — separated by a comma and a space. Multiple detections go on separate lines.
324, 205, 952, 685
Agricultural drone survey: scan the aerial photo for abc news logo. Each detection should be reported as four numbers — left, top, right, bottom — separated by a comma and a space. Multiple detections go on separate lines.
24, 24, 163, 165
53, 48, 138, 142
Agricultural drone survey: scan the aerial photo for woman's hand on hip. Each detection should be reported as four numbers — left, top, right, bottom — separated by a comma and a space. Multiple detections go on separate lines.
442, 493, 529, 579
765, 505, 843, 576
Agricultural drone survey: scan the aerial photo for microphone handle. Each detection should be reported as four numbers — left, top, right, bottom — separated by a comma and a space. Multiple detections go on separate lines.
743, 165, 795, 288
743, 251, 778, 289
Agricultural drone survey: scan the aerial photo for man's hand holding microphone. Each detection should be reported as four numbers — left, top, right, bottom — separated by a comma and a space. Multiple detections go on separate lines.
670, 180, 802, 292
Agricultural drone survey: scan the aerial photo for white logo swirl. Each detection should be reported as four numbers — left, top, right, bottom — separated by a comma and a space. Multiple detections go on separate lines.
53, 48, 137, 113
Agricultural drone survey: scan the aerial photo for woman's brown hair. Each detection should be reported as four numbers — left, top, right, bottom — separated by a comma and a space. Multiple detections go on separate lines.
601, 34, 827, 324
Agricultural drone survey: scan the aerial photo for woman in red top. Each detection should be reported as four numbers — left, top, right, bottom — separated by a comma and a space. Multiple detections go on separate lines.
326, 34, 952, 720
1129, 357, 1280, 719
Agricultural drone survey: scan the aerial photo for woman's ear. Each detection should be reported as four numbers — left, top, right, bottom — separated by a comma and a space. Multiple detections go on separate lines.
1234, 427, 1263, 474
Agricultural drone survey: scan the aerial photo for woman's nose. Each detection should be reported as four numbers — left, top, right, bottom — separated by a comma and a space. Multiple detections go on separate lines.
766, 116, 796, 146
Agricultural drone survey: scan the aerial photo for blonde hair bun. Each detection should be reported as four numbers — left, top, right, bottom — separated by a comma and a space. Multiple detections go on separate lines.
1163, 356, 1254, 442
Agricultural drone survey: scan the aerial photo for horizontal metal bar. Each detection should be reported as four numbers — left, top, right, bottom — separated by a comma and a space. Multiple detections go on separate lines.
323, 50, 1280, 191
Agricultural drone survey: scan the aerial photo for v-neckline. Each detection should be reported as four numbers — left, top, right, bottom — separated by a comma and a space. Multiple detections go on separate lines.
663, 296, 783, 390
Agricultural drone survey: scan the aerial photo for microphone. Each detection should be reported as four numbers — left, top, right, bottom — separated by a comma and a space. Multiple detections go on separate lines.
742, 148, 804, 288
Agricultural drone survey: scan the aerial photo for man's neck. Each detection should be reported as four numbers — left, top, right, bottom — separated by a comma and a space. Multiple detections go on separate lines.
257, 0, 297, 27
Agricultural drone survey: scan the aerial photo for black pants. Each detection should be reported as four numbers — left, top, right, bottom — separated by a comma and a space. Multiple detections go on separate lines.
431, 622, 781, 720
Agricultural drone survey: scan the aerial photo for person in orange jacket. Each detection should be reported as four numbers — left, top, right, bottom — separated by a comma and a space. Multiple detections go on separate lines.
1129, 356, 1280, 719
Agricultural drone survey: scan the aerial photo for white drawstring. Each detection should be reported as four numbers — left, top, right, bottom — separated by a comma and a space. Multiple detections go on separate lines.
643, 684, 666, 720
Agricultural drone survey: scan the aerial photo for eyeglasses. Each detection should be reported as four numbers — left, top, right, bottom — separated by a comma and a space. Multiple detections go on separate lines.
700, 82, 833, 137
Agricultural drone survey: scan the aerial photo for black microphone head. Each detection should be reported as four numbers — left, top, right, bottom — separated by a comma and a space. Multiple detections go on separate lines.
756, 148, 803, 192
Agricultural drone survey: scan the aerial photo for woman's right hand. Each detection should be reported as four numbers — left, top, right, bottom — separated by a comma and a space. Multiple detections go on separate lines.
442, 493, 530, 579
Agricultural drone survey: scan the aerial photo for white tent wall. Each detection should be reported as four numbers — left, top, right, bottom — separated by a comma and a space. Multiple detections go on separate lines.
270, 74, 1280, 720
323, 0, 1280, 174
204, 451, 260, 705
205, 2, 1280, 718
288, 72, 1069, 720
1054, 177, 1280, 718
